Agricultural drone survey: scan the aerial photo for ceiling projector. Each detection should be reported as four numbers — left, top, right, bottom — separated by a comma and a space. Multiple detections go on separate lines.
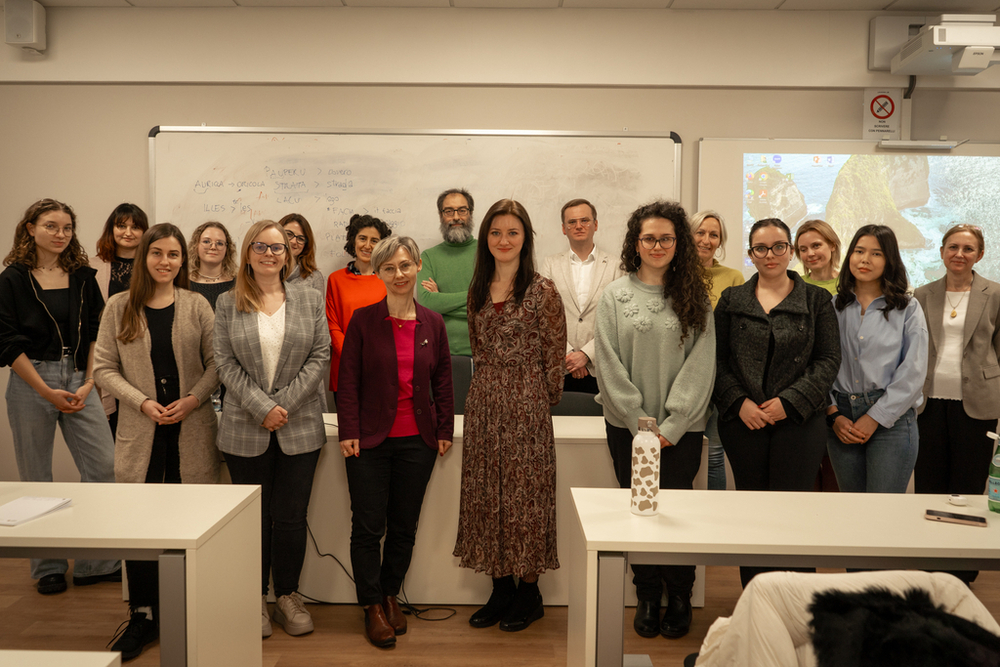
891, 14, 1000, 75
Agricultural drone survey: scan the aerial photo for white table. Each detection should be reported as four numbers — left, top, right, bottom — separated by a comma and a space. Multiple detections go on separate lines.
0, 482, 261, 667
567, 487, 1000, 667
1, 650, 121, 666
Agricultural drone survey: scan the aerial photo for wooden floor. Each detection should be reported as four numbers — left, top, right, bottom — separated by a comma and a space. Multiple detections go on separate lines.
1, 560, 998, 666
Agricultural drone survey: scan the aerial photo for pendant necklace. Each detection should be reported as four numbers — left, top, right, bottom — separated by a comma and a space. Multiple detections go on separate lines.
946, 290, 968, 319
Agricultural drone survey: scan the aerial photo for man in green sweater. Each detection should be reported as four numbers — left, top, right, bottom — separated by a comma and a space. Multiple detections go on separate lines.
418, 188, 477, 356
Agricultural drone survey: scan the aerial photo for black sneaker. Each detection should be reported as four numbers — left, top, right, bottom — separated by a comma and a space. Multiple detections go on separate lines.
109, 610, 158, 662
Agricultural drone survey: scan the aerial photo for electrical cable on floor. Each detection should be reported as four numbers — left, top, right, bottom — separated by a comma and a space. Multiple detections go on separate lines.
298, 519, 459, 622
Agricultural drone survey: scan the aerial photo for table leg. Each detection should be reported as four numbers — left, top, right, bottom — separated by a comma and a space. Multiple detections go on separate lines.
596, 551, 626, 667
158, 550, 187, 667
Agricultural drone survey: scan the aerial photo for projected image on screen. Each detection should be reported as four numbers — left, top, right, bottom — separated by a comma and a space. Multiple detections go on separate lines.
741, 153, 1000, 288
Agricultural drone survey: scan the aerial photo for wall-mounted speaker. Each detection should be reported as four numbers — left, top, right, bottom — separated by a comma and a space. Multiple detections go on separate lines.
5, 0, 46, 52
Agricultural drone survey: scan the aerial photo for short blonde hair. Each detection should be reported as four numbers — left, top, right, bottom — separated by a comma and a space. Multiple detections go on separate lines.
690, 209, 729, 261
370, 236, 420, 273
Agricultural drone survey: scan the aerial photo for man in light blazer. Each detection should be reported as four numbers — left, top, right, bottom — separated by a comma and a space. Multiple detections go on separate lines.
540, 198, 624, 394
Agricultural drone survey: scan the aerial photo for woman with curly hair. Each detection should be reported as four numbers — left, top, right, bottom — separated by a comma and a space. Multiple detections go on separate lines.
454, 199, 566, 633
594, 200, 715, 640
714, 218, 841, 587
280, 213, 325, 295
827, 225, 927, 494
188, 221, 236, 310
0, 199, 119, 594
325, 214, 391, 395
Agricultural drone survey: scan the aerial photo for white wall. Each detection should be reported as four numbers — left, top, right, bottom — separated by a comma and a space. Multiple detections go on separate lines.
1, 6, 998, 481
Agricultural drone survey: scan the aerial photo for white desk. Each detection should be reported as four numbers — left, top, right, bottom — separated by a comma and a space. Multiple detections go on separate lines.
0, 482, 261, 667
568, 487, 1000, 667
306, 414, 618, 605
1, 650, 121, 666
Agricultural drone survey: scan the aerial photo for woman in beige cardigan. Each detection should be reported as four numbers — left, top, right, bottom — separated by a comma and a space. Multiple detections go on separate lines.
94, 223, 219, 662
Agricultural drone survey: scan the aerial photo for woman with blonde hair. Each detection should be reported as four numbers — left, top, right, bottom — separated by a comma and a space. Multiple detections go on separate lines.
794, 219, 841, 296
214, 219, 330, 639
187, 221, 236, 310
95, 223, 219, 661
0, 199, 118, 595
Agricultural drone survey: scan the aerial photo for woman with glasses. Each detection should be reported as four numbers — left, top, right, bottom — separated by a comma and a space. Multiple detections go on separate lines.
92, 203, 150, 431
714, 218, 840, 587
595, 200, 715, 640
94, 223, 219, 661
338, 236, 454, 648
214, 220, 330, 639
0, 199, 118, 595
279, 213, 325, 295
827, 225, 927, 494
325, 214, 391, 397
187, 222, 236, 310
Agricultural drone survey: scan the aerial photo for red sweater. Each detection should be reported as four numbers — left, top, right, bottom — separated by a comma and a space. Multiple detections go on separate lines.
325, 267, 386, 391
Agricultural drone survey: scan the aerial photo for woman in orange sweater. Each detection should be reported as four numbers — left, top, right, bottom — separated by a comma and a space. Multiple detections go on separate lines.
325, 214, 392, 397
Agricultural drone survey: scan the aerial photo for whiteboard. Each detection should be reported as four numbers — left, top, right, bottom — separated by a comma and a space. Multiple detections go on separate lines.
698, 138, 1000, 286
150, 127, 680, 276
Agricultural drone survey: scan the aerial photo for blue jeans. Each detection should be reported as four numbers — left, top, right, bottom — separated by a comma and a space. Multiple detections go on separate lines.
705, 405, 727, 491
6, 357, 118, 580
827, 389, 918, 494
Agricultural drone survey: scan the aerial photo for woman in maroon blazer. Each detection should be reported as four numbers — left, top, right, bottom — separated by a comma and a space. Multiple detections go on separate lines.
337, 235, 454, 649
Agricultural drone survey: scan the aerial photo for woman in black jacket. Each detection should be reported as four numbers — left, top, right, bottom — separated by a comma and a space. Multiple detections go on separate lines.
713, 218, 840, 586
0, 199, 118, 594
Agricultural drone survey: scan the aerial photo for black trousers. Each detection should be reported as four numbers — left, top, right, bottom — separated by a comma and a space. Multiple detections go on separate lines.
605, 422, 701, 601
719, 411, 826, 588
224, 434, 321, 598
915, 398, 997, 495
345, 435, 437, 606
563, 373, 599, 395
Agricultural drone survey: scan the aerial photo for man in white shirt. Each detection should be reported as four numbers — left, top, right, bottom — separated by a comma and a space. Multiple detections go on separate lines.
540, 198, 624, 394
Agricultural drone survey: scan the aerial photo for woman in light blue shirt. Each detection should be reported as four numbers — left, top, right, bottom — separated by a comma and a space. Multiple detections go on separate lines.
826, 225, 928, 493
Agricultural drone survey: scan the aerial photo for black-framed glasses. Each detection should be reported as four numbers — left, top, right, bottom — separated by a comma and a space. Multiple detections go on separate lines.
750, 243, 790, 258
441, 207, 470, 217
285, 231, 307, 245
638, 236, 676, 250
200, 239, 227, 249
251, 242, 287, 256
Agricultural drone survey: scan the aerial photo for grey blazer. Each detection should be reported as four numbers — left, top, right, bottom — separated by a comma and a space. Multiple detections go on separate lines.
214, 282, 331, 457
913, 272, 1000, 420
539, 247, 624, 375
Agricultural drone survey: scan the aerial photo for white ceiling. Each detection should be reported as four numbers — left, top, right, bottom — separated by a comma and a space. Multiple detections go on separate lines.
14, 0, 1000, 11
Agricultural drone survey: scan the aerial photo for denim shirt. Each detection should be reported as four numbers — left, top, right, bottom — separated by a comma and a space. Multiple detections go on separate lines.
830, 294, 928, 429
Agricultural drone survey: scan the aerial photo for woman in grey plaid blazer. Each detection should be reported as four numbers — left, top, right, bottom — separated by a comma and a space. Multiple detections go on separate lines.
214, 220, 331, 640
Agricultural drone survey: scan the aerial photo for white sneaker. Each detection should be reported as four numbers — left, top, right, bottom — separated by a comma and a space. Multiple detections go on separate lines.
262, 595, 272, 638
273, 592, 314, 636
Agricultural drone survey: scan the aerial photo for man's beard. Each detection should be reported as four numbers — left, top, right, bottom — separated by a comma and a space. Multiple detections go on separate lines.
440, 219, 473, 244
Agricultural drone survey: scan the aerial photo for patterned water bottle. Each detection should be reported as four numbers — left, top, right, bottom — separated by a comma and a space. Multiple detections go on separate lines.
631, 417, 660, 516
988, 432, 1000, 514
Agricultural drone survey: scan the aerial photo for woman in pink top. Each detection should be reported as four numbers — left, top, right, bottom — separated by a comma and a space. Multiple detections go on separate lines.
325, 214, 391, 395
337, 236, 454, 649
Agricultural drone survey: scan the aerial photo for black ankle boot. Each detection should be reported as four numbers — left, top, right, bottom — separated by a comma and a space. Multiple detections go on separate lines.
633, 600, 661, 638
661, 592, 692, 639
469, 575, 516, 628
499, 580, 543, 632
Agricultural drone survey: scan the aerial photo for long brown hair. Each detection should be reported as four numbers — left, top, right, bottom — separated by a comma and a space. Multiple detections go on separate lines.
95, 203, 149, 263
621, 200, 710, 343
188, 221, 237, 279
118, 223, 190, 343
233, 220, 293, 314
468, 199, 537, 313
4, 199, 89, 272
279, 213, 319, 280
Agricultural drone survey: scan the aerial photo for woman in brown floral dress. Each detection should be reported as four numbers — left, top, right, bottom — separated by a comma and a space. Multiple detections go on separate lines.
454, 199, 567, 633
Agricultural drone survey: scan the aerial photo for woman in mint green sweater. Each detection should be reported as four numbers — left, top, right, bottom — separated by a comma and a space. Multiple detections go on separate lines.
594, 200, 715, 641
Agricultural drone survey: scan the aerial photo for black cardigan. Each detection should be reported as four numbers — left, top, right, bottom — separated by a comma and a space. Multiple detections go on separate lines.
713, 271, 841, 424
0, 262, 104, 371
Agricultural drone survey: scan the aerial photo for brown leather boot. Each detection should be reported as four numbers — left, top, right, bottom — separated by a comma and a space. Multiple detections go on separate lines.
382, 595, 407, 635
364, 604, 396, 648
